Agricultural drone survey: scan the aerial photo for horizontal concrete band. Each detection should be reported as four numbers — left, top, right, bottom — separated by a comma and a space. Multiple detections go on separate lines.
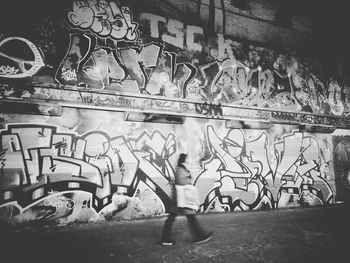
1, 85, 349, 130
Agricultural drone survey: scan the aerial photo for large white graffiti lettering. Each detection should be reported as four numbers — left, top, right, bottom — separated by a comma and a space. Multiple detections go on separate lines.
56, 36, 197, 95
0, 124, 176, 213
0, 123, 337, 221
0, 1, 347, 117
272, 132, 333, 207
194, 125, 334, 212
52, 2, 349, 116
68, 0, 138, 41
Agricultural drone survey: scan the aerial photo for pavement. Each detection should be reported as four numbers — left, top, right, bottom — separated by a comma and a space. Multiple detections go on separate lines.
1, 204, 350, 263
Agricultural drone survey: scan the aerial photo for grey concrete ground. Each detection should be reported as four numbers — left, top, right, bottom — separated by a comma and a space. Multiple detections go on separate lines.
1, 205, 349, 263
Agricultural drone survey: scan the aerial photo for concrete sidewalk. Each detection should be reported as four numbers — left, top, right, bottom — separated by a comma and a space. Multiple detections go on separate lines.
1, 205, 349, 263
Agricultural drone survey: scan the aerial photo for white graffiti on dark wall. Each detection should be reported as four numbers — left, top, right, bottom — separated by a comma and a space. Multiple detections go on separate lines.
194, 125, 334, 212
328, 80, 344, 116
55, 0, 142, 88
43, 190, 75, 213
0, 124, 176, 213
54, 33, 126, 88
0, 37, 44, 78
61, 68, 78, 82
55, 36, 197, 96
0, 65, 19, 75
138, 10, 346, 114
0, 1, 346, 116
67, 0, 138, 41
56, 7, 345, 115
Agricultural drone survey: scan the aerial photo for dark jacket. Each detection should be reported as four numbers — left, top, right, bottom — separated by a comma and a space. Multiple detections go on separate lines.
175, 165, 192, 185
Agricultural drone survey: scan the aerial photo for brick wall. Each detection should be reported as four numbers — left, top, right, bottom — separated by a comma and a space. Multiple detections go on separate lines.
142, 0, 313, 51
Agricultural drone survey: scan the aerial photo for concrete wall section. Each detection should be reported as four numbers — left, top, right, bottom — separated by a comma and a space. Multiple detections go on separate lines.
0, 0, 349, 226
0, 109, 337, 224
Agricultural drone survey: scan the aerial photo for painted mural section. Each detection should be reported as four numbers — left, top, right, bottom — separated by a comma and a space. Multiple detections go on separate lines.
0, 0, 349, 225
0, 0, 349, 116
53, 0, 347, 115
0, 109, 335, 224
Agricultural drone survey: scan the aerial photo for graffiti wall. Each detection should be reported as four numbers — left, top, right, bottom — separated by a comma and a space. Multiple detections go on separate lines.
0, 0, 349, 116
0, 0, 349, 225
0, 109, 336, 224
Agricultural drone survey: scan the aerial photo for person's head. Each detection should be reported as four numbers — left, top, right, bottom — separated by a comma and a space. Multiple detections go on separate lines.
178, 153, 187, 165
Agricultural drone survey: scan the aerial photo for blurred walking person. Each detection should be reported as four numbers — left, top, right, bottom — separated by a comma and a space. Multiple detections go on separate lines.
161, 153, 213, 246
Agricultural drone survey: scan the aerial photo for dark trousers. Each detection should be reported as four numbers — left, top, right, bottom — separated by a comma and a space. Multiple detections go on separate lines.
161, 212, 205, 241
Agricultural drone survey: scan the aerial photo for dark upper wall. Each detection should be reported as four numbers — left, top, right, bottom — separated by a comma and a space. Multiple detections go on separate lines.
131, 0, 314, 51
0, 0, 320, 68
0, 0, 349, 117
0, 0, 345, 59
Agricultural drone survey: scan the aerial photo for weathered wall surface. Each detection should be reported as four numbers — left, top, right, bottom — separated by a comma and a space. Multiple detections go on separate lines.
0, 110, 336, 225
0, 0, 349, 225
1, 0, 347, 116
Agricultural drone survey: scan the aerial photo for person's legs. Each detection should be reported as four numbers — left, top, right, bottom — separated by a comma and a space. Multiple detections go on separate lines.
186, 214, 205, 238
186, 214, 213, 244
161, 213, 177, 245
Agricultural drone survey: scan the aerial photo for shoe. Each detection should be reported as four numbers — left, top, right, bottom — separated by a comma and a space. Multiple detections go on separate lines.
161, 240, 176, 246
193, 231, 213, 244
